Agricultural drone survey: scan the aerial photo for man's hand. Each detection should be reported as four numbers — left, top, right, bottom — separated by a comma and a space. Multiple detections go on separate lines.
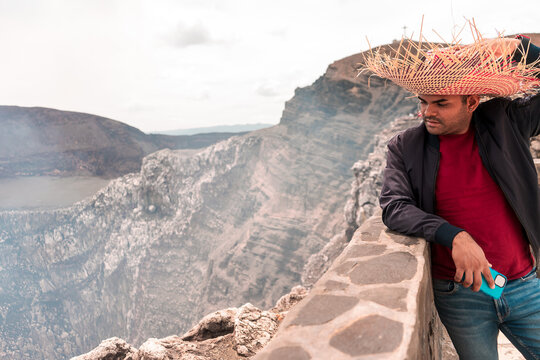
481, 38, 521, 58
452, 231, 495, 292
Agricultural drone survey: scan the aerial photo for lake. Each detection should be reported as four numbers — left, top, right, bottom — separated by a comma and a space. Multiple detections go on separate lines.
0, 176, 111, 210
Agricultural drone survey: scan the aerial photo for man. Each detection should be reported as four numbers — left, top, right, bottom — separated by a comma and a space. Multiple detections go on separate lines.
366, 34, 540, 359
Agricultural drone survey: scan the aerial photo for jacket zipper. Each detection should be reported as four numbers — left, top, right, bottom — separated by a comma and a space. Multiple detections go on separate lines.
475, 131, 536, 254
432, 149, 440, 213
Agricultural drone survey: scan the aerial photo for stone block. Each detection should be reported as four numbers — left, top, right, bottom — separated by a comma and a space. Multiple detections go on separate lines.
329, 315, 403, 356
349, 252, 417, 285
358, 287, 408, 311
323, 280, 349, 292
262, 345, 311, 360
345, 244, 387, 257
288, 295, 358, 326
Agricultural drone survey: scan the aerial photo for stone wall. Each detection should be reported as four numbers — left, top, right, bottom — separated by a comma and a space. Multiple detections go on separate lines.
254, 210, 444, 359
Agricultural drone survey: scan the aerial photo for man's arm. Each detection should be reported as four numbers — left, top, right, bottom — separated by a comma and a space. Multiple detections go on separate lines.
508, 36, 540, 138
381, 133, 495, 291
380, 133, 461, 246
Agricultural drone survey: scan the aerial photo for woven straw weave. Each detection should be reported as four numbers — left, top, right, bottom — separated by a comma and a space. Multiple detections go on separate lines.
361, 29, 540, 96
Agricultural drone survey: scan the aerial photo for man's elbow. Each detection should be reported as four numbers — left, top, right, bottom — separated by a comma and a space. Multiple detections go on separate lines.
380, 200, 411, 234
380, 201, 395, 230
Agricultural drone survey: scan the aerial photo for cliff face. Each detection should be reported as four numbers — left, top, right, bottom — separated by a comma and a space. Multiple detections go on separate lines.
300, 115, 422, 286
0, 106, 241, 178
0, 52, 416, 359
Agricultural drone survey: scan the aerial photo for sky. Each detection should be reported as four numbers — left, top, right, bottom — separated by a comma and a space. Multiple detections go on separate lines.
0, 0, 538, 133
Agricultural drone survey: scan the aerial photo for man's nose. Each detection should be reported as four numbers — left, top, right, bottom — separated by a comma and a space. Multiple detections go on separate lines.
423, 104, 436, 117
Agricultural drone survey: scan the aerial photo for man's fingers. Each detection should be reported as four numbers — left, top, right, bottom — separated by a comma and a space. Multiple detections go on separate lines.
462, 271, 473, 288
454, 268, 464, 283
450, 232, 493, 291
482, 266, 495, 289
472, 270, 483, 292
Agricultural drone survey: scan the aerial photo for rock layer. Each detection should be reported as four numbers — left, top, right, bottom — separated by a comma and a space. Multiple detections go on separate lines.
301, 116, 421, 286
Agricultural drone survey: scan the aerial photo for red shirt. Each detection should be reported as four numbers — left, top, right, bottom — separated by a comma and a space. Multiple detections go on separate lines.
431, 126, 533, 280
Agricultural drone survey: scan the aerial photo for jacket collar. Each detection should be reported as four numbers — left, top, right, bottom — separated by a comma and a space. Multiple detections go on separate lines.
425, 125, 439, 150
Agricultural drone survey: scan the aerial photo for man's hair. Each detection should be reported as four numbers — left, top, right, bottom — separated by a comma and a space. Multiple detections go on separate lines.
461, 95, 469, 104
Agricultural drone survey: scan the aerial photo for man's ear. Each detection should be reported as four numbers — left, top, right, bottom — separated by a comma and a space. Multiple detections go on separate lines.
467, 95, 480, 112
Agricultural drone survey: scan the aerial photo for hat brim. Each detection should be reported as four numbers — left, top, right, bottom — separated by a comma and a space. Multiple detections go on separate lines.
362, 36, 540, 96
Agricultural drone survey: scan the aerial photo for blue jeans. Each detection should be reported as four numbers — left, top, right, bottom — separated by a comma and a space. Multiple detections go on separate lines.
433, 268, 540, 360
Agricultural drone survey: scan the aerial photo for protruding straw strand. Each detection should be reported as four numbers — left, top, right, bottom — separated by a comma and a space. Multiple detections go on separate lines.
360, 18, 540, 95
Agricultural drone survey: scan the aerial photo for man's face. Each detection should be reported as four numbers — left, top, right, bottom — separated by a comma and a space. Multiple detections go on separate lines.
418, 94, 476, 135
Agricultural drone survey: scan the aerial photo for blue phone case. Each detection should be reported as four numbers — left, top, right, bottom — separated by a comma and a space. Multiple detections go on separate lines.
480, 268, 507, 299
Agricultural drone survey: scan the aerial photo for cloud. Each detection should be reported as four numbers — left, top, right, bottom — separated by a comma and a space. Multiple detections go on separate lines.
172, 22, 216, 48
255, 83, 280, 97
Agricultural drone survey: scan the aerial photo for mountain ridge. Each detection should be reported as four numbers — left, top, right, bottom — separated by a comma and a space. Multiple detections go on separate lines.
0, 105, 243, 178
151, 123, 275, 136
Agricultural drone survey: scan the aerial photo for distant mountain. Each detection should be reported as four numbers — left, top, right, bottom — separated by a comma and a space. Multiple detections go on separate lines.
0, 106, 241, 178
152, 123, 275, 136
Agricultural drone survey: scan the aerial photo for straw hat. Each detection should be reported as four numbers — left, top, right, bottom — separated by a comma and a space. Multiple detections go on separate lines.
360, 21, 540, 96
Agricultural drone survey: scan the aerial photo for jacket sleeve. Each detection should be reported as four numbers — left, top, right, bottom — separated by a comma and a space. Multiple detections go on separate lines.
508, 36, 540, 138
379, 134, 463, 248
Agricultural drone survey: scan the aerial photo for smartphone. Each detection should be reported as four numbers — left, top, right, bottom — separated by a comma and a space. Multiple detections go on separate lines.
480, 268, 507, 299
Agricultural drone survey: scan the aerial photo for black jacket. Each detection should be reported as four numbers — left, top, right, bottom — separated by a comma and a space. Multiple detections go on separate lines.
380, 96, 540, 258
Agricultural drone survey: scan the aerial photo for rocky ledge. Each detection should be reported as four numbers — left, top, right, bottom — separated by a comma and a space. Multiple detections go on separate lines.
73, 286, 307, 360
